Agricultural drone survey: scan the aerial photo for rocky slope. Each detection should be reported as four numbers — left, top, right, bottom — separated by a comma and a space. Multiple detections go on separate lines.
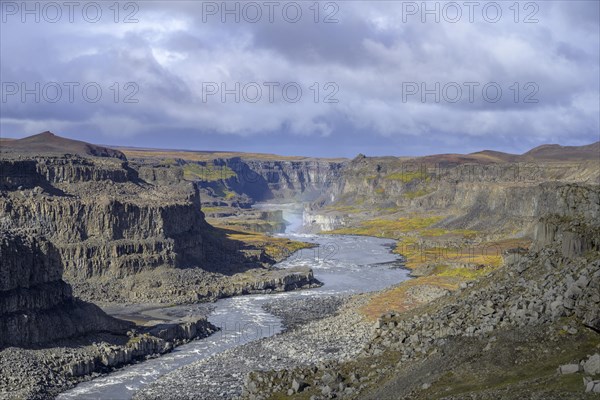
133, 295, 372, 400
0, 226, 220, 399
241, 179, 600, 399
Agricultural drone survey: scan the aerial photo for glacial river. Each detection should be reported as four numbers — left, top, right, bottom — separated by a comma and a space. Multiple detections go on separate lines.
58, 205, 410, 400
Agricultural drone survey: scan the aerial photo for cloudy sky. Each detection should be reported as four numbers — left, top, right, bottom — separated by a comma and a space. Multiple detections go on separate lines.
1, 1, 598, 157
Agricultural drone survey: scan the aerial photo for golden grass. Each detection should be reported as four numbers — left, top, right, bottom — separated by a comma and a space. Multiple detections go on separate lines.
182, 163, 236, 181
360, 237, 532, 319
360, 275, 461, 320
322, 204, 363, 214
402, 188, 431, 199
215, 227, 314, 261
201, 206, 232, 214
328, 216, 444, 237
120, 148, 344, 162
394, 240, 504, 270
384, 170, 429, 183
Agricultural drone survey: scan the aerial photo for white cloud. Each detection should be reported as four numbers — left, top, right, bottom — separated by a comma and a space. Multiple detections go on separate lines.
1, 0, 598, 155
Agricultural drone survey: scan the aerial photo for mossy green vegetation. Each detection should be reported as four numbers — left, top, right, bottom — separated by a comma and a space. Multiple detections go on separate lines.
433, 264, 496, 279
322, 204, 363, 214
403, 188, 431, 199
201, 206, 231, 214
221, 228, 315, 261
384, 169, 429, 183
426, 326, 600, 399
328, 216, 444, 238
182, 163, 236, 181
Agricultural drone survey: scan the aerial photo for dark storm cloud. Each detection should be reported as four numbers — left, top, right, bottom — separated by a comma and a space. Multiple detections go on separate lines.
1, 0, 598, 156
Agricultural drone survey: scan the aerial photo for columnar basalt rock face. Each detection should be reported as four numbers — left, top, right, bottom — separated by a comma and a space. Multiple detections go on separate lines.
136, 164, 184, 184
1, 136, 323, 305
0, 156, 132, 190
210, 158, 346, 201
531, 184, 600, 258
0, 153, 223, 285
0, 230, 131, 348
241, 159, 346, 200
305, 155, 599, 234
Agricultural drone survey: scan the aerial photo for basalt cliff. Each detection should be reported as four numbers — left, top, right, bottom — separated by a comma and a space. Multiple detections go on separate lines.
303, 144, 600, 236
0, 132, 319, 305
0, 228, 219, 399
0, 229, 130, 348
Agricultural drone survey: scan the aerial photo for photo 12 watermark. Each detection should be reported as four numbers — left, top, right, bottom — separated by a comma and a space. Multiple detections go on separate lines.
1, 1, 140, 23
1, 81, 140, 104
401, 82, 539, 104
199, 1, 339, 24
201, 81, 339, 104
365, 161, 545, 184
397, 1, 539, 24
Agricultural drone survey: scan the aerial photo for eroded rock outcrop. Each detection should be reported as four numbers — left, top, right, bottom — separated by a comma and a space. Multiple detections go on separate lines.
0, 227, 218, 397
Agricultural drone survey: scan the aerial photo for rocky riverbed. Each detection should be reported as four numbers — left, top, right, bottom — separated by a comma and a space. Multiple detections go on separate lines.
0, 318, 217, 400
242, 247, 600, 399
262, 296, 345, 330
133, 295, 373, 400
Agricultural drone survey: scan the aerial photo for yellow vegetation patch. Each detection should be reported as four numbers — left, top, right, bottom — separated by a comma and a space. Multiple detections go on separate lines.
419, 228, 478, 238
201, 206, 232, 214
360, 275, 461, 320
362, 237, 532, 319
433, 264, 496, 280
384, 170, 430, 183
402, 188, 431, 199
182, 163, 236, 181
328, 216, 444, 238
219, 228, 315, 261
393, 237, 514, 270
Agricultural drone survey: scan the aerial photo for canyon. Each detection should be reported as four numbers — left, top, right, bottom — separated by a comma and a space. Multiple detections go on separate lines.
0, 133, 320, 305
1, 132, 599, 399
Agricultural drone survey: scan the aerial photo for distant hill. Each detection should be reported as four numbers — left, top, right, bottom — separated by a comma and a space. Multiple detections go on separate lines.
521, 142, 600, 161
413, 142, 598, 165
2, 131, 598, 164
1, 131, 126, 160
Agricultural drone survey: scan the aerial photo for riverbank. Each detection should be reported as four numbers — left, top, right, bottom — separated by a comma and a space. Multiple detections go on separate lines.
0, 318, 217, 400
133, 284, 449, 399
47, 233, 409, 399
0, 265, 321, 400
241, 247, 600, 399
133, 294, 373, 400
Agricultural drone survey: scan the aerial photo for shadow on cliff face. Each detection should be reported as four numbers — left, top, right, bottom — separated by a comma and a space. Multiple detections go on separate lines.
195, 157, 275, 202
195, 225, 276, 275
0, 229, 133, 350
0, 159, 70, 197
